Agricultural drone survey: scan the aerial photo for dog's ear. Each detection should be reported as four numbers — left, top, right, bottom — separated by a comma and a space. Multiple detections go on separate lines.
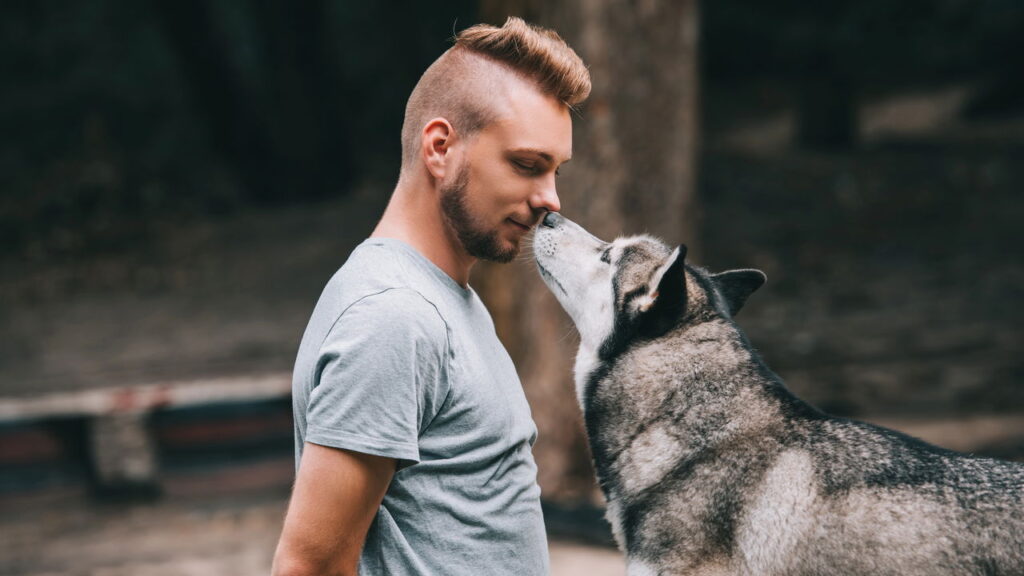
637, 245, 688, 335
711, 269, 766, 316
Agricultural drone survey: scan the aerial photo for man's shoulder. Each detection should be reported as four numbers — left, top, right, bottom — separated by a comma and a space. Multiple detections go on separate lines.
332, 239, 413, 287
328, 239, 454, 315
339, 287, 447, 333
302, 287, 450, 377
298, 239, 458, 364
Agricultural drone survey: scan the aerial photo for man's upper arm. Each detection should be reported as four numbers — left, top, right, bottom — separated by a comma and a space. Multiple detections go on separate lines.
305, 288, 450, 468
272, 442, 395, 576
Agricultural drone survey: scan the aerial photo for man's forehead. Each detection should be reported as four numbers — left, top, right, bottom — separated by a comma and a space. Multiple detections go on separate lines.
486, 98, 573, 162
460, 55, 572, 159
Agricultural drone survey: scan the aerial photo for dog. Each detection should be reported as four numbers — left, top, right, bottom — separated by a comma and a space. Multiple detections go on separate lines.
533, 212, 1024, 576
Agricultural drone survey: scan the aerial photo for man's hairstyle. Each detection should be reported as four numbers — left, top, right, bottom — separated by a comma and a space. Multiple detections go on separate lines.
399, 17, 591, 172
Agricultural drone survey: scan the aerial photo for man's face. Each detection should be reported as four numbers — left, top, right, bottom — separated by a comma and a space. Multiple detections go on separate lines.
440, 83, 571, 263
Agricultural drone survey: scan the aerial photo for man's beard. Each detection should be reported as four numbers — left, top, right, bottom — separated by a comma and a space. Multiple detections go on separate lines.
440, 164, 520, 263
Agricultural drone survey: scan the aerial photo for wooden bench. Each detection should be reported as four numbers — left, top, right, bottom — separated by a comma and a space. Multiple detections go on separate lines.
0, 372, 292, 498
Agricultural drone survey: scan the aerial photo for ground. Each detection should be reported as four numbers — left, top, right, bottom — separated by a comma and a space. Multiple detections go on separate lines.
0, 453, 625, 576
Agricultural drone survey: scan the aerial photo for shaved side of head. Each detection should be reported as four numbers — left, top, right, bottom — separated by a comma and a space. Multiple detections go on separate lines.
399, 17, 591, 177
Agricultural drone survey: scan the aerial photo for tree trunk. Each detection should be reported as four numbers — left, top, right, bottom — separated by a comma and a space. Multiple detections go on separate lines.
475, 0, 701, 505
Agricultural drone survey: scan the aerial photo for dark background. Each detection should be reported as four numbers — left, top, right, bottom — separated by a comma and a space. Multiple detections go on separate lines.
1, 1, 1023, 573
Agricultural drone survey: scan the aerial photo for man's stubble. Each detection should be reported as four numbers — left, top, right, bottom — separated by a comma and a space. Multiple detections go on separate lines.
440, 162, 520, 264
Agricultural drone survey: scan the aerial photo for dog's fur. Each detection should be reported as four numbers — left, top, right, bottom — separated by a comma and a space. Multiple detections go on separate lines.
533, 213, 1024, 576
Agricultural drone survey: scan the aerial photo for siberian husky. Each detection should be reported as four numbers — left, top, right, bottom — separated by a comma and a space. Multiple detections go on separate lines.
533, 212, 1023, 576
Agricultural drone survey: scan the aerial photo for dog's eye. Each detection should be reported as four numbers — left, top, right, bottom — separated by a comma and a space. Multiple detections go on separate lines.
600, 248, 612, 264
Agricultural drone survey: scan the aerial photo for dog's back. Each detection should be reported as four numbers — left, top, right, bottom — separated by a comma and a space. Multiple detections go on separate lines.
740, 410, 1024, 575
590, 327, 1023, 576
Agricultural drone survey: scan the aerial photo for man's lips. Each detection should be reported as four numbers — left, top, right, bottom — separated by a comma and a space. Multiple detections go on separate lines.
507, 218, 532, 232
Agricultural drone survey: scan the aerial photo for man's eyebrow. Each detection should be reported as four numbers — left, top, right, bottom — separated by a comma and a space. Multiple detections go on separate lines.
508, 148, 572, 164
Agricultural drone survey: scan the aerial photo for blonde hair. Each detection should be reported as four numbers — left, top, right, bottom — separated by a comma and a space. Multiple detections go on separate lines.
399, 17, 591, 172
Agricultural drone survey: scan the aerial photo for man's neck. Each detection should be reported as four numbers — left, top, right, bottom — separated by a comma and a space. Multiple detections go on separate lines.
372, 180, 475, 288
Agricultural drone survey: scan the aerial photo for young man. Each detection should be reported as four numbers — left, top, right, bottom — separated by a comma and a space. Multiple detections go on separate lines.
272, 18, 591, 576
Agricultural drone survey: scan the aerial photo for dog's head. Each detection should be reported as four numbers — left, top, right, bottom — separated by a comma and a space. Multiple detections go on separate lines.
533, 212, 766, 358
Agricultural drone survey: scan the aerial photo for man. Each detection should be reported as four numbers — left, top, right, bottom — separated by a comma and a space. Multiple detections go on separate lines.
271, 17, 591, 576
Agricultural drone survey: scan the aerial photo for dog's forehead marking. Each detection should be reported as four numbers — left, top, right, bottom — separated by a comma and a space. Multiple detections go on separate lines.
610, 235, 672, 292
613, 235, 669, 258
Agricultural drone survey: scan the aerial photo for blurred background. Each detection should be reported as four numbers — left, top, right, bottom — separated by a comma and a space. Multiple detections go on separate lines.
1, 1, 1023, 574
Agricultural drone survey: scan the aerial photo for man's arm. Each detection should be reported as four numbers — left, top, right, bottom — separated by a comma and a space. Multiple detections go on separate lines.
272, 442, 395, 576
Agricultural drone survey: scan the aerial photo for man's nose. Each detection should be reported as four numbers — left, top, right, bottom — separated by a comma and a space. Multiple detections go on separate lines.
530, 179, 561, 214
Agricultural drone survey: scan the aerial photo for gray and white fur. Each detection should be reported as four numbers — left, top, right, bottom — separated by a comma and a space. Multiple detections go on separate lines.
533, 212, 1024, 576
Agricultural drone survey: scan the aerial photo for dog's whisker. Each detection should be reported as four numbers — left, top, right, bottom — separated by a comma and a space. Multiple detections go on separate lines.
556, 322, 578, 345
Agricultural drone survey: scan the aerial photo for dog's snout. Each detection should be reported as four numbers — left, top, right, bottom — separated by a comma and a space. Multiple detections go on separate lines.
542, 212, 563, 228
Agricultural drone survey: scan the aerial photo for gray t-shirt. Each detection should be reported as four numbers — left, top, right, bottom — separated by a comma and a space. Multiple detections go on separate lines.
291, 238, 549, 575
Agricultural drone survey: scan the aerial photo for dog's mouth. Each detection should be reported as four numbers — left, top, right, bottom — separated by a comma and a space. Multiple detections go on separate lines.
536, 262, 568, 297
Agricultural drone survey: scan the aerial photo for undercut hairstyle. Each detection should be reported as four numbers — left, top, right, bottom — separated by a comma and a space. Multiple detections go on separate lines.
399, 17, 591, 174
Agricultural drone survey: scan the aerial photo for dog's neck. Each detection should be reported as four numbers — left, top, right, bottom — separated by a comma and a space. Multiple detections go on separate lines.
579, 319, 791, 504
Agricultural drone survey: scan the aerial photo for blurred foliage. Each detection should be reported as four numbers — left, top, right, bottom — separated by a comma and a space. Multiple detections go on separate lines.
702, 0, 1024, 149
2, 0, 1022, 258
1, 0, 475, 259
1, 2, 203, 257
703, 0, 1024, 82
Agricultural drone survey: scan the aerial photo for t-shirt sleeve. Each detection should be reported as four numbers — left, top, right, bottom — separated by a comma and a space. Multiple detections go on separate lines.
304, 288, 450, 469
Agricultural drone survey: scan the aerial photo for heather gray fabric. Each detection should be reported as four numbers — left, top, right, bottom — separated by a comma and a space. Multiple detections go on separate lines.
291, 238, 549, 575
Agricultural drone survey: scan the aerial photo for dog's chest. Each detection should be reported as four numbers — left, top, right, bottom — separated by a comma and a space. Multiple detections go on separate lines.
573, 343, 601, 408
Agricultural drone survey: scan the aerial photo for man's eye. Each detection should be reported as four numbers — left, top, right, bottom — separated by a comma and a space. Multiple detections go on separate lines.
513, 160, 536, 172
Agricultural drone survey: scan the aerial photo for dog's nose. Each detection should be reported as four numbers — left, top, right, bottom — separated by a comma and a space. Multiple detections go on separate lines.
541, 212, 562, 228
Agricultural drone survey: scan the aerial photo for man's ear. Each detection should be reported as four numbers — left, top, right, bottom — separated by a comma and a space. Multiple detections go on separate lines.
421, 118, 454, 180
711, 269, 766, 316
637, 245, 688, 335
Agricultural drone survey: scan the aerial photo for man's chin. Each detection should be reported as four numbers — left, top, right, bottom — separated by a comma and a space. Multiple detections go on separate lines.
468, 237, 520, 264
487, 250, 518, 264
475, 245, 518, 264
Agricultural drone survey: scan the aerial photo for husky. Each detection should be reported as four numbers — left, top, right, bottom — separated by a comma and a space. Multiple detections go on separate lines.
533, 212, 1024, 576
